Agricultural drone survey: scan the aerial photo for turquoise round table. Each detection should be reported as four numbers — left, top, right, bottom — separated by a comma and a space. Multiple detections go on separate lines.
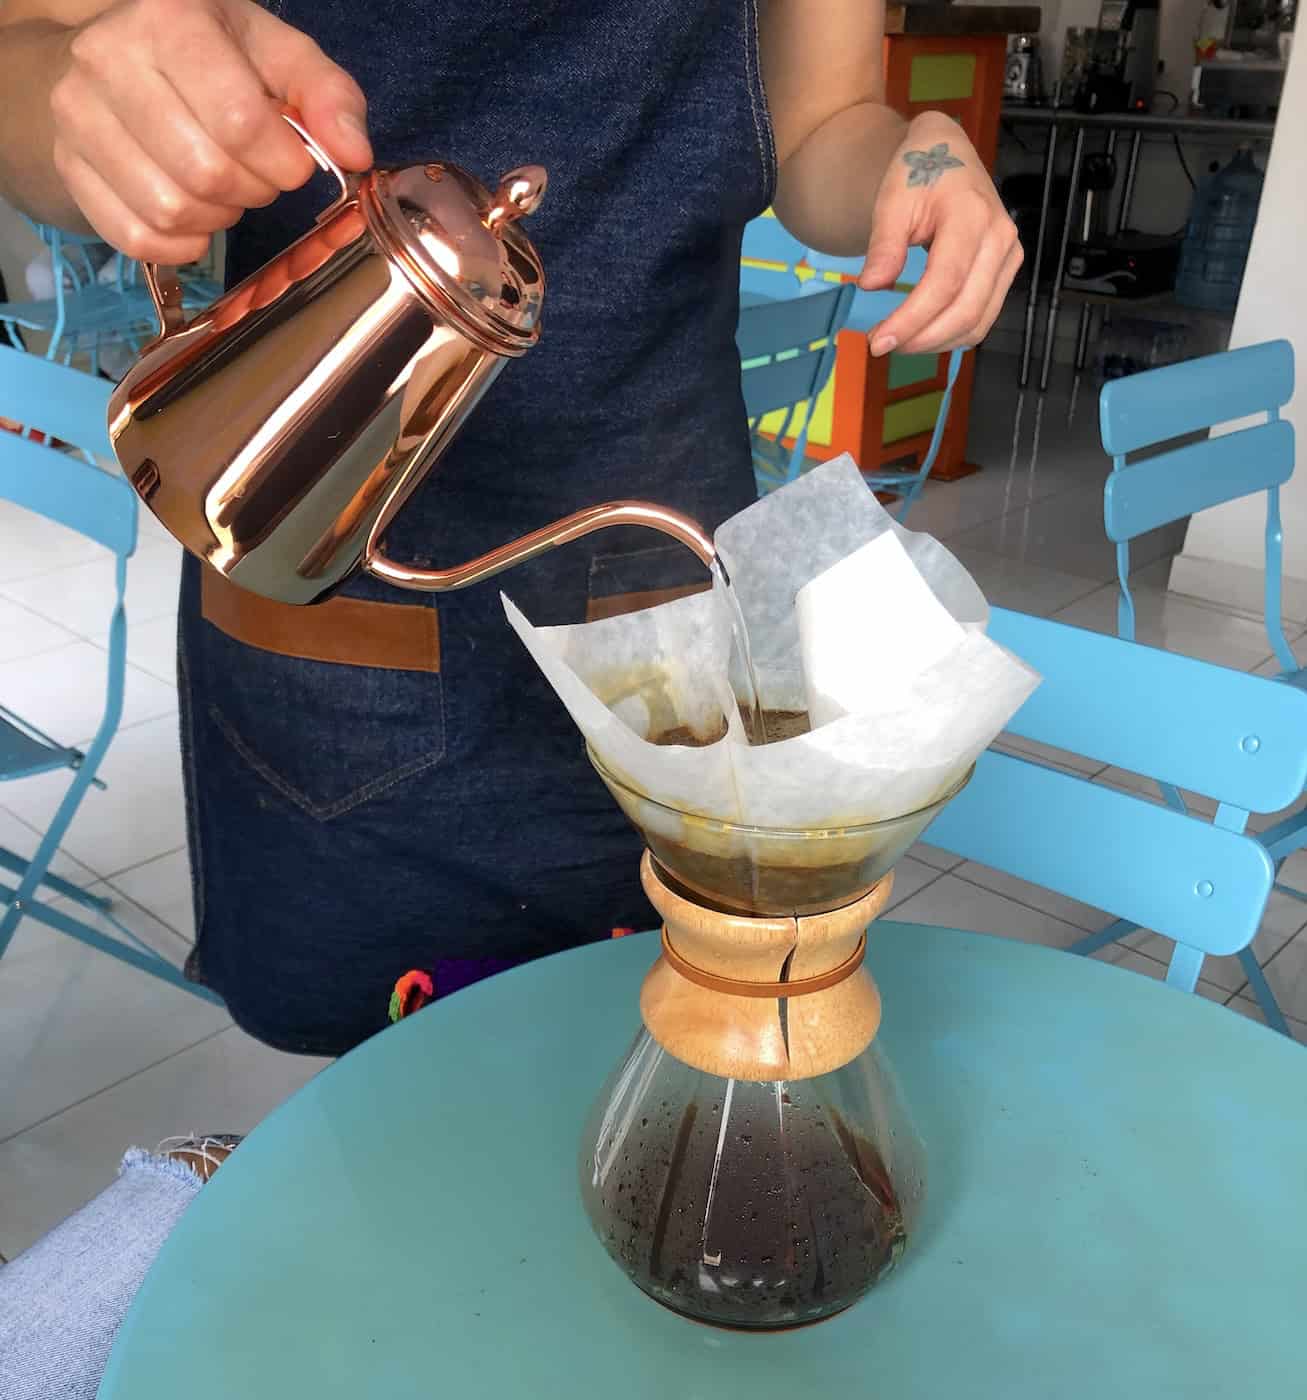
99, 924, 1307, 1398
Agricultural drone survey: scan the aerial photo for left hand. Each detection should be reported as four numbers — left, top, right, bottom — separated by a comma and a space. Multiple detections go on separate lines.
857, 113, 1022, 356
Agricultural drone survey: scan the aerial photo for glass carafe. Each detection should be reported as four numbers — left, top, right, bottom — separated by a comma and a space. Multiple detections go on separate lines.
578, 853, 925, 1330
580, 1031, 923, 1329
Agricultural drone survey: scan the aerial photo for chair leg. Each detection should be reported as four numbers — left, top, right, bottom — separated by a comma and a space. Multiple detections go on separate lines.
1068, 918, 1136, 957
1164, 942, 1204, 992
1238, 947, 1292, 1036
0, 883, 223, 1005
0, 762, 101, 959
0, 855, 54, 958
0, 843, 111, 911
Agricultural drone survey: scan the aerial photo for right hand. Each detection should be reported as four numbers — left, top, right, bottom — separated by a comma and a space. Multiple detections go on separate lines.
49, 0, 372, 264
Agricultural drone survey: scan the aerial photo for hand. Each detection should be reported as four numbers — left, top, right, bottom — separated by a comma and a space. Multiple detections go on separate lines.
48, 0, 371, 264
857, 113, 1021, 356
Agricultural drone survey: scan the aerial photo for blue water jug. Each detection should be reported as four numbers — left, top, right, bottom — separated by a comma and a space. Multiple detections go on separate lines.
1175, 147, 1264, 314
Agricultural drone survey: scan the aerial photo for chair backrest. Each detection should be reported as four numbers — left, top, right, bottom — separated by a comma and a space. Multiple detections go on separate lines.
0, 346, 136, 557
803, 245, 929, 284
736, 282, 853, 428
925, 607, 1307, 983
804, 246, 929, 334
741, 216, 808, 268
740, 264, 803, 302
1100, 340, 1296, 664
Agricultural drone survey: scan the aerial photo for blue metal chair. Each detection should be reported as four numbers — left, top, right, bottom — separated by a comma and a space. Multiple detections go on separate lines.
925, 607, 1307, 1035
1102, 340, 1297, 668
737, 281, 854, 494
0, 223, 145, 368
1096, 340, 1304, 1012
0, 220, 219, 369
803, 246, 963, 523
0, 346, 218, 1002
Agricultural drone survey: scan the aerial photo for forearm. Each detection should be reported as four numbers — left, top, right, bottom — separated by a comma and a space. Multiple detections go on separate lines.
0, 20, 89, 230
773, 101, 906, 256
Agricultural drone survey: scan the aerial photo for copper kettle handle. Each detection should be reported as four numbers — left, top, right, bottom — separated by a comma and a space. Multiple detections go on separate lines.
364, 502, 718, 593
143, 106, 355, 340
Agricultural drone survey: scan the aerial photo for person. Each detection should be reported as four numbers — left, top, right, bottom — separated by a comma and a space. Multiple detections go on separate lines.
0, 0, 1021, 1058
0, 1136, 238, 1400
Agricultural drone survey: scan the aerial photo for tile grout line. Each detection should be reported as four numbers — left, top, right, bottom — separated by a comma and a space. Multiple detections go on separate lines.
0, 1023, 232, 1150
0, 534, 178, 593
945, 868, 1105, 937
102, 843, 189, 885
885, 866, 945, 914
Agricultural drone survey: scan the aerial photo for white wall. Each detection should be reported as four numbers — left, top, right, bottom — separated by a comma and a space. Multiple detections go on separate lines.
1168, 32, 1307, 619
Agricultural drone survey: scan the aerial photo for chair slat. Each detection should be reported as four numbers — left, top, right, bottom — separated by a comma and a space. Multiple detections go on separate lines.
0, 344, 114, 457
804, 245, 929, 285
925, 750, 1274, 959
1104, 419, 1294, 541
740, 348, 829, 419
1099, 339, 1294, 455
735, 286, 847, 361
989, 607, 1307, 813
740, 266, 803, 302
0, 428, 136, 557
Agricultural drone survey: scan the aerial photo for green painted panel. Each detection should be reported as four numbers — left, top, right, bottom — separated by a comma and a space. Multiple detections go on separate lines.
884, 390, 945, 445
908, 54, 976, 103
888, 352, 939, 391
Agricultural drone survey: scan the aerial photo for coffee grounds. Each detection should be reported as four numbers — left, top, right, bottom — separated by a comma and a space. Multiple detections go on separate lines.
649, 709, 811, 750
742, 709, 810, 745
650, 718, 729, 748
589, 1098, 907, 1329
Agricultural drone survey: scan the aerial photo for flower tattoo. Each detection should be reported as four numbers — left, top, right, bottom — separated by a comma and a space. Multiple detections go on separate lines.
902, 143, 964, 188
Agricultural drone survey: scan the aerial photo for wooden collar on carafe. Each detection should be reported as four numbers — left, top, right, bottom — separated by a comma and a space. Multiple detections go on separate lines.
637, 851, 894, 1081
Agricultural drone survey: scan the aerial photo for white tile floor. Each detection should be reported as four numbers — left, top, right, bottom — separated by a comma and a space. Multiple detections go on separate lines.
3, 348, 1307, 1262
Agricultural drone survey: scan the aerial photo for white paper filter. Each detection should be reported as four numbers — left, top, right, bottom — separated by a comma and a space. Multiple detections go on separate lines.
503, 455, 1039, 837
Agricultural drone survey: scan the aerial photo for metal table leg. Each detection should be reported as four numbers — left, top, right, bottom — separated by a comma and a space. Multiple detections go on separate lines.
1074, 303, 1094, 371
1019, 120, 1060, 389
1117, 131, 1142, 233
1038, 125, 1085, 393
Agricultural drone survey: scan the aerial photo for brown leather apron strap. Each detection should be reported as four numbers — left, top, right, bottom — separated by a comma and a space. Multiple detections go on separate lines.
201, 569, 441, 673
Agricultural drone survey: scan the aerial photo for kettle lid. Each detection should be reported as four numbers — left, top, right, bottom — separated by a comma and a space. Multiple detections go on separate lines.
363, 161, 546, 356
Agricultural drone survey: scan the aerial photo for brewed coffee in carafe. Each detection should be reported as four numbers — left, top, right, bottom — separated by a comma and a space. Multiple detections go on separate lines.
580, 1031, 924, 1329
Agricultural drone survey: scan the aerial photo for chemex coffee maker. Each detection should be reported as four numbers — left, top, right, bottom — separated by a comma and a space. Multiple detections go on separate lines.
107, 108, 714, 606
576, 752, 959, 1330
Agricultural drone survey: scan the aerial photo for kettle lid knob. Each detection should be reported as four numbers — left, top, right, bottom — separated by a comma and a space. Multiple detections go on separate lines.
485, 166, 548, 233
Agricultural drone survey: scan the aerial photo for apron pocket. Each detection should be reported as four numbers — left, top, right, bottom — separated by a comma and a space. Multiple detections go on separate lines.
199, 577, 446, 821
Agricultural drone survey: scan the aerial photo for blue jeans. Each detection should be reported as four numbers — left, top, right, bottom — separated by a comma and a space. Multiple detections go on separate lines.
0, 1151, 202, 1400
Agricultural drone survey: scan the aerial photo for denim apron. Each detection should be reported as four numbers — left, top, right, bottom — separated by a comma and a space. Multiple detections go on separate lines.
179, 0, 775, 1054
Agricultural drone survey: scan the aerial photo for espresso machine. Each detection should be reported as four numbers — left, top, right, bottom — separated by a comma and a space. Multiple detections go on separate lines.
1060, 0, 1159, 111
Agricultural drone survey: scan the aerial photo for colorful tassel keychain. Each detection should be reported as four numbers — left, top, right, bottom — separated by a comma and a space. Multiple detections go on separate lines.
388, 970, 435, 1023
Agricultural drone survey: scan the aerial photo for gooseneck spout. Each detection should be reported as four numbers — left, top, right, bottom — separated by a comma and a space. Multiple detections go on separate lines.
364, 501, 717, 592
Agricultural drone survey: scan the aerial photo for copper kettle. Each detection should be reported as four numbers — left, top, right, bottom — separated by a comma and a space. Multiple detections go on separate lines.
108, 110, 713, 605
